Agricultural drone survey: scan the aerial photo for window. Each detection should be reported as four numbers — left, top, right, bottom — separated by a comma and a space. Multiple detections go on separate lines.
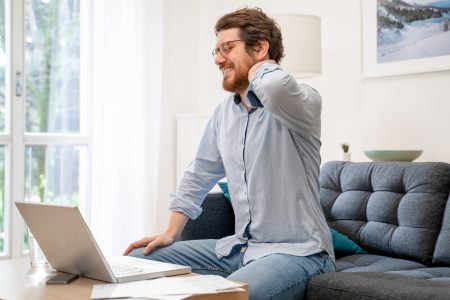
0, 0, 10, 256
23, 0, 86, 208
1, 0, 89, 259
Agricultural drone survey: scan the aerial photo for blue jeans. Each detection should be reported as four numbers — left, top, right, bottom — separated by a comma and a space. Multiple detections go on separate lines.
129, 239, 335, 300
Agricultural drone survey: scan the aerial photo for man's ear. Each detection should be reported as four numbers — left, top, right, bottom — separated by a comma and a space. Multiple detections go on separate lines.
254, 40, 270, 60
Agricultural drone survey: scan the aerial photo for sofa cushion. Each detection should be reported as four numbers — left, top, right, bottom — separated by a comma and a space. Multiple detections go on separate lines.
433, 194, 450, 265
336, 254, 426, 272
180, 193, 235, 241
387, 267, 450, 282
320, 161, 450, 263
306, 272, 450, 300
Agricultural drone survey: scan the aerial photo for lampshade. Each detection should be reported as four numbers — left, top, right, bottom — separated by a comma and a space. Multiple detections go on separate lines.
273, 14, 322, 79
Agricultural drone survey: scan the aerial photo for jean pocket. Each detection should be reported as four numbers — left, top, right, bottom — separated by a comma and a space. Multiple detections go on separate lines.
313, 252, 334, 273
320, 253, 336, 273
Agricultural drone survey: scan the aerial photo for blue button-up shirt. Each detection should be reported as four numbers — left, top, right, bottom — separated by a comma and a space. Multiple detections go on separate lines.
170, 63, 334, 264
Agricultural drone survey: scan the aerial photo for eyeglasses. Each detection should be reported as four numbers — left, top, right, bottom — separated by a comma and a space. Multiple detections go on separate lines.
212, 40, 244, 58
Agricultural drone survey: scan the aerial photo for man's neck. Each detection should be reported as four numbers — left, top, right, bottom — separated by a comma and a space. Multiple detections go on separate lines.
239, 92, 251, 112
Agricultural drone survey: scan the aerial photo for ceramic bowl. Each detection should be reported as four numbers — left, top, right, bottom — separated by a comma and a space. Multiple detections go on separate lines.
364, 150, 423, 162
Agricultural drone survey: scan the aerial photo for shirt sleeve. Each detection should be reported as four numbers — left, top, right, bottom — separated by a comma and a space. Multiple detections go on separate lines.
246, 63, 322, 142
169, 106, 226, 220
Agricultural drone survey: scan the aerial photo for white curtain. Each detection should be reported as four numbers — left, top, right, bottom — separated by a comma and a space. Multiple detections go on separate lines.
88, 0, 163, 256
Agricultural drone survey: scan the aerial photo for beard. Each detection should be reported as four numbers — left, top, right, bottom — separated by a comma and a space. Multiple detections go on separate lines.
222, 68, 249, 94
221, 56, 256, 94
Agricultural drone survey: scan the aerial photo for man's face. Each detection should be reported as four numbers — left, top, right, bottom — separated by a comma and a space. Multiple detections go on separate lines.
214, 28, 257, 94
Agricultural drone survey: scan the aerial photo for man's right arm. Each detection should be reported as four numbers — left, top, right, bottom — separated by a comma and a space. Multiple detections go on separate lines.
123, 211, 189, 256
124, 105, 226, 256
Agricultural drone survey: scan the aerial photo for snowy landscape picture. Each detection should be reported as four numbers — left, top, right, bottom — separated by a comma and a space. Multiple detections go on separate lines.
377, 0, 450, 63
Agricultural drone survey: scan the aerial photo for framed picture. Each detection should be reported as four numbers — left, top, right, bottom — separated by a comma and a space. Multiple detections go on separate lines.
362, 0, 450, 78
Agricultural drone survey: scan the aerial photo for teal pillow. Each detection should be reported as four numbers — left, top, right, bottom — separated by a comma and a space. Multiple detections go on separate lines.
218, 182, 231, 202
329, 227, 366, 254
218, 182, 366, 254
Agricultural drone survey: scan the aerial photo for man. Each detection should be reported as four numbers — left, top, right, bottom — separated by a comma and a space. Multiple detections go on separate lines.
124, 7, 335, 299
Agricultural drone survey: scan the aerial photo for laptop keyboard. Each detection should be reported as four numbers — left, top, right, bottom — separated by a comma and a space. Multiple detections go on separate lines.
108, 262, 143, 276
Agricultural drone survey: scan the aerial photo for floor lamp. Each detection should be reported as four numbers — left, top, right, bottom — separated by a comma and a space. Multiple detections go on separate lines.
273, 14, 322, 79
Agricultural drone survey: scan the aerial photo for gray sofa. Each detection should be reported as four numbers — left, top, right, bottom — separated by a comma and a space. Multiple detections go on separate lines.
180, 161, 450, 299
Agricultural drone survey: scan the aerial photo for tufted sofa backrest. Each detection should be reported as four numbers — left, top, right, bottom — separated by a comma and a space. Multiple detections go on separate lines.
320, 161, 450, 264
433, 192, 450, 265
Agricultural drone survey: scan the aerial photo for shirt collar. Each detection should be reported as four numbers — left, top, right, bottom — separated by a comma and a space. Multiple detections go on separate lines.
233, 94, 241, 105
233, 94, 258, 114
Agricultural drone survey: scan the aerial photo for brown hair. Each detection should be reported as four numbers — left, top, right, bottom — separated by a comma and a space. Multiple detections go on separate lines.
215, 7, 284, 63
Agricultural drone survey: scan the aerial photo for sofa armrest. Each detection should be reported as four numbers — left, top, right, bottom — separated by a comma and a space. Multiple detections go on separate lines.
180, 193, 235, 241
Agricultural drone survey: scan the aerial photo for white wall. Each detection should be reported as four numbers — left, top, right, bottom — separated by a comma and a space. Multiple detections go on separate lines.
155, 0, 450, 231
155, 0, 201, 231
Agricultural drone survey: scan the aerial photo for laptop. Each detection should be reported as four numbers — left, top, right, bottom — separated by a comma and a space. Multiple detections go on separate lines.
16, 201, 191, 283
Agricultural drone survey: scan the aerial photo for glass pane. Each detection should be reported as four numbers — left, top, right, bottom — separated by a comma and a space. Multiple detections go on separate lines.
24, 145, 85, 206
0, 0, 6, 132
0, 146, 4, 253
25, 0, 80, 133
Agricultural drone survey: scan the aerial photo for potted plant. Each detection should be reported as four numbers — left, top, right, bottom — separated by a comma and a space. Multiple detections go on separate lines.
341, 143, 351, 161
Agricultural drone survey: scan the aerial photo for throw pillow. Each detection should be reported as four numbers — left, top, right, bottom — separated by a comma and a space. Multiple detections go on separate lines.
217, 182, 367, 254
218, 181, 231, 202
329, 227, 367, 254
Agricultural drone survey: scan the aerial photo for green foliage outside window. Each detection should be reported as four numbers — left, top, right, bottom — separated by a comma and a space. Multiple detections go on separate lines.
25, 0, 81, 134
0, 0, 81, 253
24, 0, 81, 205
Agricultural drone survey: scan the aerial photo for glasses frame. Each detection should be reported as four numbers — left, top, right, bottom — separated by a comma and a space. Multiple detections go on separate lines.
212, 40, 244, 58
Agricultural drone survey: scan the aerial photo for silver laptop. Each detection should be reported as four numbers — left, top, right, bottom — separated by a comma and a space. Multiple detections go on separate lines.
16, 201, 191, 283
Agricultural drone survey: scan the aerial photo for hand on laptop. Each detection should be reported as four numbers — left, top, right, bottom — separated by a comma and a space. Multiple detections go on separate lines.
123, 233, 175, 256
123, 211, 189, 256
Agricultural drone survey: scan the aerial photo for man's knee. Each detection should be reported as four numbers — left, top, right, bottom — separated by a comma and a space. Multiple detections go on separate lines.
127, 240, 213, 265
228, 253, 331, 300
127, 245, 175, 263
128, 247, 145, 259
